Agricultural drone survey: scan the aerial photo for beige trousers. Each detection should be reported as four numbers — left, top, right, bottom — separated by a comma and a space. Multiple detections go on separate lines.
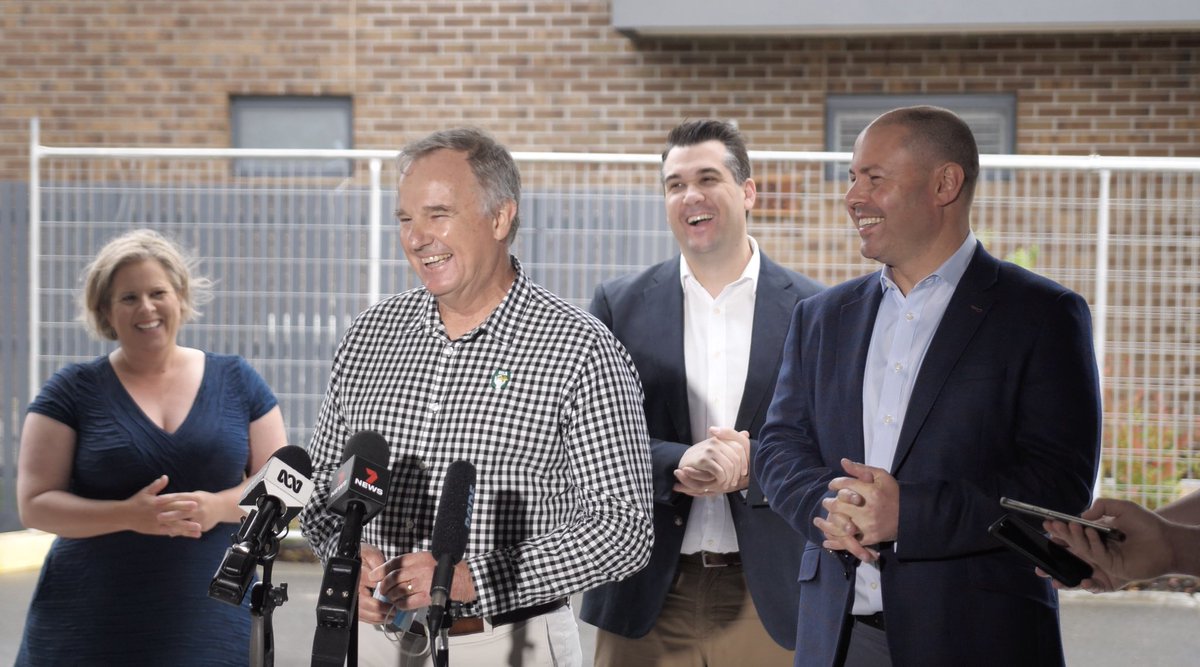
593, 559, 794, 667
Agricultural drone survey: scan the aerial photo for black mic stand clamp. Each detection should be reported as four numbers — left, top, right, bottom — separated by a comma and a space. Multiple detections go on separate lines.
311, 554, 361, 666
210, 530, 288, 667
314, 553, 361, 630
432, 603, 464, 667
311, 502, 367, 667
249, 544, 289, 667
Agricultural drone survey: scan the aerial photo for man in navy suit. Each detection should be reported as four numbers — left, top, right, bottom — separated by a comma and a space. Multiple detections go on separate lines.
755, 106, 1102, 666
580, 120, 822, 666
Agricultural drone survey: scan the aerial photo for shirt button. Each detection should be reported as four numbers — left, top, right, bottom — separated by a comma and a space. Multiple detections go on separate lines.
883, 415, 894, 424
429, 401, 440, 413
674, 516, 684, 526
404, 519, 415, 529
713, 307, 721, 315
893, 362, 903, 372
442, 346, 454, 357
905, 312, 915, 321
870, 582, 879, 590
416, 459, 428, 471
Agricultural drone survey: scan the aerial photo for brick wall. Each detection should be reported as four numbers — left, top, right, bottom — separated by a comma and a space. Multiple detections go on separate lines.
1, 1, 1198, 181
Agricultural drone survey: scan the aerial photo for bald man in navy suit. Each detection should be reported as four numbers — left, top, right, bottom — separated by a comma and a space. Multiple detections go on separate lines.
756, 106, 1102, 666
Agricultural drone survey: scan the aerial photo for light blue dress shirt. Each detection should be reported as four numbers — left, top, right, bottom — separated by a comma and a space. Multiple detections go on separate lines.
852, 232, 978, 615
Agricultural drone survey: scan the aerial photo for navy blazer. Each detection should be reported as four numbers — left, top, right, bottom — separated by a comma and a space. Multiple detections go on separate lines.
755, 244, 1102, 666
580, 253, 823, 648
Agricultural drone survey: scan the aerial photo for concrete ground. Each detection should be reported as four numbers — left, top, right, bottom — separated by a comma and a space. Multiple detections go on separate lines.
0, 560, 592, 666
3, 558, 1200, 665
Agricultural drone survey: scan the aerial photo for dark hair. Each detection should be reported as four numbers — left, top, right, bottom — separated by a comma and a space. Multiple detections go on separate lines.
396, 127, 522, 244
661, 119, 752, 184
872, 106, 980, 198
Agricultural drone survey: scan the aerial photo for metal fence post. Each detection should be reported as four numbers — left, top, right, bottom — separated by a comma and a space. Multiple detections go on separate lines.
28, 118, 40, 403
368, 157, 382, 305
1094, 167, 1111, 387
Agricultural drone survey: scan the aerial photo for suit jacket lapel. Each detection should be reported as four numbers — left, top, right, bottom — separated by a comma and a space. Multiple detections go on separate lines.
646, 258, 692, 444
891, 245, 999, 473
736, 257, 796, 432
838, 277, 883, 463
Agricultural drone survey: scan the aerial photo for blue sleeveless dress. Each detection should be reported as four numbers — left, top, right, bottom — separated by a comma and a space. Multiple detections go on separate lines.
16, 352, 278, 667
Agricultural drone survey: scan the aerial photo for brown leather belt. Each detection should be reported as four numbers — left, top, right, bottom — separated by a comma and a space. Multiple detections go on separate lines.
854, 612, 886, 631
680, 551, 742, 568
412, 597, 569, 637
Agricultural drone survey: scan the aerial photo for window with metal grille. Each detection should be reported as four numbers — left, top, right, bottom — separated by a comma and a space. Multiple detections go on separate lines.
825, 93, 1016, 179
230, 95, 353, 177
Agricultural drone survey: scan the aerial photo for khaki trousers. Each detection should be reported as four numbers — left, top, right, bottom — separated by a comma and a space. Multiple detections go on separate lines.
593, 558, 794, 667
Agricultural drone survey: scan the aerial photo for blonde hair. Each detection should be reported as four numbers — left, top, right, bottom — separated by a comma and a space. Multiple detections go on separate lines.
79, 229, 213, 340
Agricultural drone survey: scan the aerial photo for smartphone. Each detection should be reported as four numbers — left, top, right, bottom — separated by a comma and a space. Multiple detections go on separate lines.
999, 497, 1125, 542
989, 514, 1093, 587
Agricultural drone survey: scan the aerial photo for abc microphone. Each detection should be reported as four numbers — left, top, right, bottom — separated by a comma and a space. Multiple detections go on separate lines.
426, 460, 476, 637
312, 431, 393, 667
209, 444, 314, 606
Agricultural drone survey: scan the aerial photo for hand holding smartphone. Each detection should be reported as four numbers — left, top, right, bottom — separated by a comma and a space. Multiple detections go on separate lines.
999, 497, 1125, 542
988, 514, 1094, 587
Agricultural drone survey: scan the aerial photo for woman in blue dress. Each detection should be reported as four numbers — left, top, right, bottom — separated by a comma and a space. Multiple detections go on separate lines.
15, 229, 289, 666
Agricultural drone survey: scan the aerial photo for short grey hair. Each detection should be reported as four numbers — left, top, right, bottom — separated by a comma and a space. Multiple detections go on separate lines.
396, 127, 522, 245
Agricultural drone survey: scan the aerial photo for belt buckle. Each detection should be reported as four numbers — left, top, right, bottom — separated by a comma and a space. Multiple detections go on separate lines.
448, 616, 487, 636
701, 551, 729, 568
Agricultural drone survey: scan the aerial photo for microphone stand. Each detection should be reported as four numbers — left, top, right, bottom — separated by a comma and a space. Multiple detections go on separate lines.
432, 606, 458, 667
434, 627, 449, 667
312, 501, 366, 667
248, 545, 289, 667
210, 521, 290, 667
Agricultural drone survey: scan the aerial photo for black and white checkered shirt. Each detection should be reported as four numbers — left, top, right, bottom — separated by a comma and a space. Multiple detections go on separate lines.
300, 259, 654, 617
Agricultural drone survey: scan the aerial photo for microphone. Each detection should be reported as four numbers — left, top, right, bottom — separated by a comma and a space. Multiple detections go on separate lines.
238, 445, 315, 526
426, 460, 476, 637
326, 431, 391, 526
209, 444, 314, 606
312, 430, 393, 664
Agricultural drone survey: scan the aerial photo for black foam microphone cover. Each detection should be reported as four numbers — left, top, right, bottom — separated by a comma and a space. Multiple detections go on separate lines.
431, 460, 476, 562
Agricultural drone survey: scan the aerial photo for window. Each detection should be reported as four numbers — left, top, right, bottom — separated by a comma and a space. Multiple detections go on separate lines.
230, 95, 353, 177
825, 94, 1016, 178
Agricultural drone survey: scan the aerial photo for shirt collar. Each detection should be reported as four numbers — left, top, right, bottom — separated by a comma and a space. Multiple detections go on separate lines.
417, 255, 528, 345
679, 235, 762, 292
879, 231, 977, 294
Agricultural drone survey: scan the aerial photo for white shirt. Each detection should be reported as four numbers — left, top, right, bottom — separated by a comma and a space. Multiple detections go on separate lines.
851, 232, 977, 615
678, 236, 760, 555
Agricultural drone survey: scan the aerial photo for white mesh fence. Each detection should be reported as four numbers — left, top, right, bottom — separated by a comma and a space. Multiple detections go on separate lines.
27, 142, 1200, 509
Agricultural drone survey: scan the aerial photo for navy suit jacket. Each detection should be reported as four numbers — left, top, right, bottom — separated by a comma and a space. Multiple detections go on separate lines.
755, 244, 1102, 666
579, 253, 823, 648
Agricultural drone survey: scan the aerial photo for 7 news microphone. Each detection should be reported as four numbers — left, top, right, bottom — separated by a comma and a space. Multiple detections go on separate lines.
209, 444, 314, 606
311, 430, 392, 667
426, 459, 476, 637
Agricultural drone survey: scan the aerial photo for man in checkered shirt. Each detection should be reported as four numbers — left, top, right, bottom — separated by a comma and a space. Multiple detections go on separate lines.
300, 127, 654, 666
